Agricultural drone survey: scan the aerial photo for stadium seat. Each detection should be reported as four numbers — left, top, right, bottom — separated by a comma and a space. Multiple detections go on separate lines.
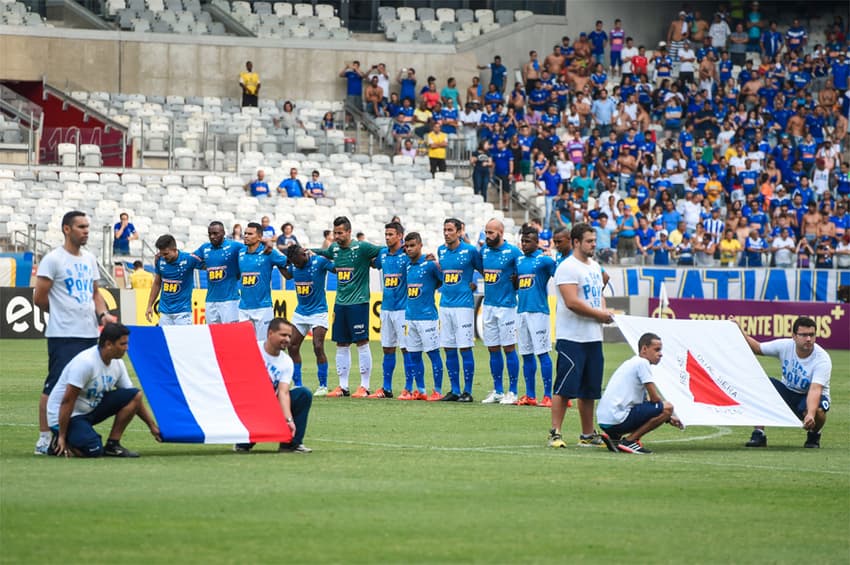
416, 7, 434, 21
396, 7, 414, 22
495, 10, 513, 25
436, 8, 454, 22
514, 10, 533, 20
474, 9, 494, 24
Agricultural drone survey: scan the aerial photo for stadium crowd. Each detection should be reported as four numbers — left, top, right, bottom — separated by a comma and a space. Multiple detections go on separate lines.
335, 3, 850, 268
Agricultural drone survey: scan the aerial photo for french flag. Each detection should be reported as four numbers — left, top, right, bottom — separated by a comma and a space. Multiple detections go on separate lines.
127, 322, 292, 444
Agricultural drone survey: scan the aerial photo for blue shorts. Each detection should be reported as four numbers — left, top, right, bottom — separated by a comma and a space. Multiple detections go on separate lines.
553, 339, 604, 399
600, 401, 664, 438
332, 302, 370, 344
770, 378, 830, 418
52, 388, 140, 457
44, 337, 98, 394
610, 51, 622, 67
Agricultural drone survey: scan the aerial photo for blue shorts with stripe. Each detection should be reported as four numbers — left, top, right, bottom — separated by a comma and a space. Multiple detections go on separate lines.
599, 401, 664, 438
553, 339, 603, 399
332, 302, 370, 344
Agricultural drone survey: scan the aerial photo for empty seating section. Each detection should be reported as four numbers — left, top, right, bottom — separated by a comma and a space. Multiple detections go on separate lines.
112, 0, 225, 35
1, 0, 47, 26
0, 115, 26, 144
67, 90, 347, 170
216, 1, 350, 40
0, 161, 512, 259
379, 7, 529, 43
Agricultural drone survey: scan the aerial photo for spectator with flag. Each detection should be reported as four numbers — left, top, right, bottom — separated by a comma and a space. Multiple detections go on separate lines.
237, 222, 288, 339
596, 332, 682, 454
146, 234, 202, 326
282, 245, 334, 395
234, 318, 313, 454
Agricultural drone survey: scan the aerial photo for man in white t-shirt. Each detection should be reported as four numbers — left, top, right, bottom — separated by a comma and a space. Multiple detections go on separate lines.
234, 318, 313, 453
677, 41, 696, 84
770, 228, 796, 268
549, 223, 615, 449
46, 323, 161, 458
597, 332, 682, 454
737, 316, 832, 449
33, 211, 118, 455
621, 37, 639, 76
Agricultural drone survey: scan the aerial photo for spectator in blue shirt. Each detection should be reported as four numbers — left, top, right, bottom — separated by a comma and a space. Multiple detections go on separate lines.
588, 20, 608, 66
244, 169, 271, 198
477, 55, 507, 93
590, 89, 616, 136
278, 168, 304, 198
338, 61, 366, 111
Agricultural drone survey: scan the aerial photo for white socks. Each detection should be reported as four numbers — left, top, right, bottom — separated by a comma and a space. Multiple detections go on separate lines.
336, 347, 351, 390
357, 343, 372, 389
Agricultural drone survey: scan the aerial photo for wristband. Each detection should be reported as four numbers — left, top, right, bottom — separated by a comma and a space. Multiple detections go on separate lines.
97, 312, 107, 322
286, 417, 293, 423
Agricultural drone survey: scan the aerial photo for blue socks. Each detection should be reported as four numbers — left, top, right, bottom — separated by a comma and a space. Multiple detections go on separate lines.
539, 353, 553, 398
522, 354, 537, 399
293, 362, 302, 387
409, 351, 424, 393
317, 362, 328, 388
445, 349, 461, 395
382, 352, 396, 392
505, 350, 519, 395
461, 348, 475, 394
427, 349, 443, 393
489, 350, 504, 394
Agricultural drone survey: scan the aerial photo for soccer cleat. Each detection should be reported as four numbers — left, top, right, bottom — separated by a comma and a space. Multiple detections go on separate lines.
457, 392, 473, 403
426, 391, 443, 402
397, 389, 415, 401
313, 386, 329, 397
599, 432, 620, 453
745, 429, 767, 447
804, 431, 821, 449
412, 390, 429, 401
279, 443, 313, 453
103, 442, 140, 458
233, 443, 255, 453
326, 386, 350, 398
517, 395, 538, 406
538, 396, 552, 408
547, 429, 567, 449
351, 386, 370, 398
34, 435, 50, 456
499, 391, 518, 405
367, 388, 393, 399
577, 432, 607, 448
617, 438, 652, 454
439, 392, 460, 402
481, 391, 504, 404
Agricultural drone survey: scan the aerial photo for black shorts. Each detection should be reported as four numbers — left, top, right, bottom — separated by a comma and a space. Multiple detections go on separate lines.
553, 339, 604, 399
44, 337, 98, 394
242, 93, 258, 107
332, 302, 370, 344
430, 157, 446, 174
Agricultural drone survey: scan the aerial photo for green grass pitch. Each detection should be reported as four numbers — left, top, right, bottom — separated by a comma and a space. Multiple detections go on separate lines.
1, 340, 847, 564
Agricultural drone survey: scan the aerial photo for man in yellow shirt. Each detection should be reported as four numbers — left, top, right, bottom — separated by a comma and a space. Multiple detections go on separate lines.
718, 229, 741, 266
425, 122, 448, 176
130, 260, 154, 289
239, 61, 260, 107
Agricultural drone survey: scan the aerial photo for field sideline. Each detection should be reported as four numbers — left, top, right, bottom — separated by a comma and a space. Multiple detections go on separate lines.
1, 339, 847, 564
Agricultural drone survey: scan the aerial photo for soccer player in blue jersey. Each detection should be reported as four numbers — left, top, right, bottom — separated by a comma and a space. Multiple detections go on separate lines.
437, 218, 482, 402
145, 234, 202, 326
369, 221, 410, 399
399, 232, 443, 402
480, 219, 522, 405
282, 246, 334, 395
516, 228, 557, 408
238, 222, 288, 339
194, 221, 244, 324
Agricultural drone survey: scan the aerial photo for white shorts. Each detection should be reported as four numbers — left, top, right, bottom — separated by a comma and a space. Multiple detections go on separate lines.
239, 307, 273, 340
517, 312, 551, 355
205, 300, 240, 324
439, 307, 475, 349
380, 309, 406, 348
291, 311, 329, 337
405, 319, 440, 352
159, 312, 192, 326
482, 305, 517, 347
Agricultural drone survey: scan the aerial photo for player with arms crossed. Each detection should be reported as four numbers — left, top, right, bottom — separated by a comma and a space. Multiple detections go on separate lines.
549, 223, 614, 448
194, 221, 245, 324
368, 221, 410, 399
146, 234, 202, 326
33, 211, 118, 455
516, 227, 557, 407
238, 222, 288, 339
436, 218, 482, 402
596, 332, 682, 454
738, 316, 832, 448
480, 219, 522, 405
234, 318, 314, 453
282, 245, 335, 394
313, 216, 381, 397
47, 323, 161, 458
399, 233, 443, 401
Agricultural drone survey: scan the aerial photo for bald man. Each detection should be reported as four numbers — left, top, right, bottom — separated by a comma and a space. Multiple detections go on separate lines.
479, 219, 523, 404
